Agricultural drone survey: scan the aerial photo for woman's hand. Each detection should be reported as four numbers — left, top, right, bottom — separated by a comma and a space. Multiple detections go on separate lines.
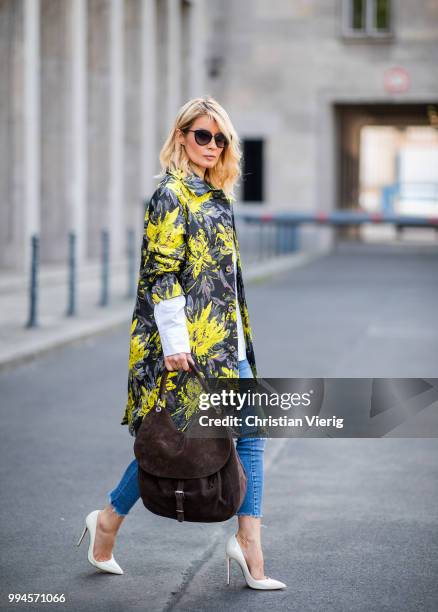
164, 352, 195, 372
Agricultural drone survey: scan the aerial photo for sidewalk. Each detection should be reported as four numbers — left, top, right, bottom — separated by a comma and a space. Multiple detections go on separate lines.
0, 250, 326, 371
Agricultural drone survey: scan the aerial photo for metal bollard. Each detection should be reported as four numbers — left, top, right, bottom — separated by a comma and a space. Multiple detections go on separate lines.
66, 231, 77, 316
25, 234, 39, 328
99, 229, 110, 307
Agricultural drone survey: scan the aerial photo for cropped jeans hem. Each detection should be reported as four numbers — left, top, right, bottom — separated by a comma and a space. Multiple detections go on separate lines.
107, 494, 129, 517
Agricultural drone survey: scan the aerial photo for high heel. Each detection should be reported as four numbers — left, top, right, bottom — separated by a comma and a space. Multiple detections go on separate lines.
76, 510, 123, 575
225, 534, 286, 590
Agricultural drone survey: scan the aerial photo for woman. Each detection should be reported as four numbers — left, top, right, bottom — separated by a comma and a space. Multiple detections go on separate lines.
77, 97, 286, 590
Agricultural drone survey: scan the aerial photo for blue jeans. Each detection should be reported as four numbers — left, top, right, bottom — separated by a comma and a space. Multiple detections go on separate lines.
107, 357, 267, 518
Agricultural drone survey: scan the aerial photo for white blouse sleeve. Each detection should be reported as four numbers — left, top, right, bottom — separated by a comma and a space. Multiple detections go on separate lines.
153, 294, 191, 357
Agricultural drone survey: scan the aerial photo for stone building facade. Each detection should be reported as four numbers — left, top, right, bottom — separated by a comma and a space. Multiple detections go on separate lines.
1, 0, 437, 271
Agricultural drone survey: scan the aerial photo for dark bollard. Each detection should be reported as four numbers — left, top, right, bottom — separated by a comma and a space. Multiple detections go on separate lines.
25, 234, 39, 328
99, 229, 110, 307
126, 228, 136, 299
66, 231, 77, 317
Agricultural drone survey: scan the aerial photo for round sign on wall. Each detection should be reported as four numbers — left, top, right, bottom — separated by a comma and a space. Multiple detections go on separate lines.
383, 66, 410, 93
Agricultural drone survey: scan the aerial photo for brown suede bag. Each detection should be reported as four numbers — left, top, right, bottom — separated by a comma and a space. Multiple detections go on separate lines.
133, 361, 247, 523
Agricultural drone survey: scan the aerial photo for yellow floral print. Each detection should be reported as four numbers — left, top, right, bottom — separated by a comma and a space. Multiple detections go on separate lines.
187, 229, 215, 278
138, 373, 178, 419
121, 168, 258, 437
174, 377, 204, 428
220, 366, 239, 378
146, 207, 185, 256
186, 302, 227, 360
215, 223, 234, 256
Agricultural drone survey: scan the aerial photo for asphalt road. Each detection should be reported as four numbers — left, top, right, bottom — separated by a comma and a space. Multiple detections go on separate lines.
1, 241, 437, 612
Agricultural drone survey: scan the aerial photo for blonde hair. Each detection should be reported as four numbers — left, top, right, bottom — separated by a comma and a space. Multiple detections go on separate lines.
156, 97, 242, 199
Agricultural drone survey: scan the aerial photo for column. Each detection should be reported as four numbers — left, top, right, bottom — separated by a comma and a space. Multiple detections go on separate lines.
109, 0, 124, 261
187, 0, 205, 97
70, 0, 87, 264
166, 0, 182, 128
141, 0, 157, 200
24, 0, 41, 271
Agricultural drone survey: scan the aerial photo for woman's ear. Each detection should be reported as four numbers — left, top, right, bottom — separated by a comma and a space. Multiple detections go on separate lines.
176, 128, 185, 146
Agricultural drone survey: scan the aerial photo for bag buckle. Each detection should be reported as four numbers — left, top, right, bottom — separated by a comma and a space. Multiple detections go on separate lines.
175, 489, 185, 522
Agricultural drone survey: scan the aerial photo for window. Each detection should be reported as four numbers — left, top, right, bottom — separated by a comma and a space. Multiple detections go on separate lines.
351, 0, 365, 30
342, 0, 392, 38
242, 139, 264, 203
375, 0, 391, 31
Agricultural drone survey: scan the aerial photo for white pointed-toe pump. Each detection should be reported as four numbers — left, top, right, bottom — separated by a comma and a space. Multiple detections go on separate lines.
77, 510, 124, 575
225, 534, 287, 590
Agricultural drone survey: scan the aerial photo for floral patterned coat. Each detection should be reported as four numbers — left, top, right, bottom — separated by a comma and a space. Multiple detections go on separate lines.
121, 168, 258, 437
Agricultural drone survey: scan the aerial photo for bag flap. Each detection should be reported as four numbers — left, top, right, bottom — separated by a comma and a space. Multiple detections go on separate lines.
133, 408, 232, 479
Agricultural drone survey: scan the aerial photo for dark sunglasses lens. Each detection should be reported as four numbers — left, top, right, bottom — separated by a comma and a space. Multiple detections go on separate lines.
215, 134, 228, 148
194, 130, 212, 146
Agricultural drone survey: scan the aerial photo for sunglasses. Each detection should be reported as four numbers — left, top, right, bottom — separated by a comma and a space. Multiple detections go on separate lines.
184, 128, 229, 148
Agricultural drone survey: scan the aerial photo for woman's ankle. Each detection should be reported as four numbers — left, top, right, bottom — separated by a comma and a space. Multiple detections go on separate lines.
236, 531, 261, 546
99, 505, 125, 533
237, 516, 262, 542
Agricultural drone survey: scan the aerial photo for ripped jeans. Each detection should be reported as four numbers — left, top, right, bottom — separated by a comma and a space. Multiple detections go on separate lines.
107, 357, 267, 518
